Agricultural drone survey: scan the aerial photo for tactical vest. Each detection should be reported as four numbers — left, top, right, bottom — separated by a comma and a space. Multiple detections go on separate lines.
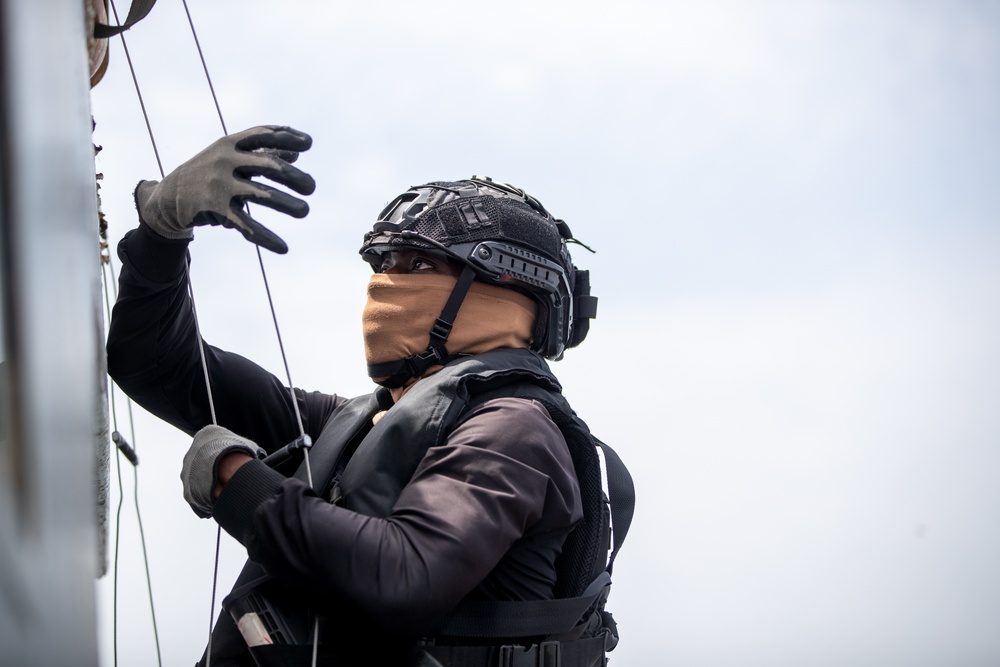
223, 348, 634, 667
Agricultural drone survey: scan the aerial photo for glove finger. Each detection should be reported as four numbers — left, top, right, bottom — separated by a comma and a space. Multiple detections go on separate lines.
234, 181, 311, 219
192, 210, 290, 254
232, 213, 290, 255
236, 161, 316, 196
234, 125, 312, 155
232, 211, 289, 254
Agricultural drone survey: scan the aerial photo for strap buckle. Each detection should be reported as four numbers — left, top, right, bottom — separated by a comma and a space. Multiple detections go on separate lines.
498, 641, 561, 667
407, 345, 449, 374
429, 317, 454, 344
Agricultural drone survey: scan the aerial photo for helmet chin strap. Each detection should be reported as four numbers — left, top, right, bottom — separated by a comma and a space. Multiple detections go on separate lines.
366, 265, 478, 388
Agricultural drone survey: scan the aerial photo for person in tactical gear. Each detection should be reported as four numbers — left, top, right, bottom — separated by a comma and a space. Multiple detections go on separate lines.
106, 125, 631, 667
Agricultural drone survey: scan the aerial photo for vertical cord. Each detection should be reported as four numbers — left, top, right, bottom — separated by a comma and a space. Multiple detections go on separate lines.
109, 365, 124, 667
101, 253, 163, 667
184, 259, 221, 665
108, 0, 224, 663
185, 264, 219, 425
255, 246, 319, 663
103, 5, 169, 662
109, 0, 320, 660
125, 397, 161, 666
108, 0, 163, 176
255, 248, 312, 484
179, 1, 318, 663
185, 270, 223, 667
181, 0, 227, 135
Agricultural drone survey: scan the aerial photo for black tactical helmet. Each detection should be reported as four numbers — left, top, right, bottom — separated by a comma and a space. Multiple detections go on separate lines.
359, 176, 597, 384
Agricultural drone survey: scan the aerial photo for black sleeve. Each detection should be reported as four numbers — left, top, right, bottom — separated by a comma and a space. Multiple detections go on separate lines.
106, 223, 342, 450
212, 396, 582, 635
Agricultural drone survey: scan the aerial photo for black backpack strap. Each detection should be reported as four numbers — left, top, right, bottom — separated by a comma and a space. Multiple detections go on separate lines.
419, 634, 608, 667
434, 571, 611, 639
435, 383, 635, 641
434, 438, 635, 637
594, 438, 634, 574
435, 439, 634, 640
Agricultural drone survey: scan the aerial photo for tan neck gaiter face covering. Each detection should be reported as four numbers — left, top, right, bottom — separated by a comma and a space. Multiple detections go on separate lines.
362, 273, 537, 400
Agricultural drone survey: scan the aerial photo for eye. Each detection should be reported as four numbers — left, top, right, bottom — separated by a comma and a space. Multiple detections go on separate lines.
410, 256, 437, 272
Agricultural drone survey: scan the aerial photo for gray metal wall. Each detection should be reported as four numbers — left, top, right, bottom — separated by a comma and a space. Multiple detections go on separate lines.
0, 0, 102, 664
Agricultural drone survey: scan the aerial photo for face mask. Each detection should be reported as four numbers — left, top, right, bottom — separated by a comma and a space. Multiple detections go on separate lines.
362, 273, 537, 392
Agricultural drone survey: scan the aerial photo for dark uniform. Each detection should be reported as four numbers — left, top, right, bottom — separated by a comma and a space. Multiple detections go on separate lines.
109, 164, 626, 666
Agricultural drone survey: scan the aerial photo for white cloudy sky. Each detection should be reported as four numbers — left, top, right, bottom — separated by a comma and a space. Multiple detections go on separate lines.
91, 1, 1000, 665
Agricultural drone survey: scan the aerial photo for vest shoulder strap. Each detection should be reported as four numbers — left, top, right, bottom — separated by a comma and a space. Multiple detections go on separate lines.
437, 384, 635, 640
595, 437, 635, 574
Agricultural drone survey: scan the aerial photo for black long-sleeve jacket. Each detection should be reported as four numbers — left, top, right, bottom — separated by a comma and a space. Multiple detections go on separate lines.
106, 224, 583, 643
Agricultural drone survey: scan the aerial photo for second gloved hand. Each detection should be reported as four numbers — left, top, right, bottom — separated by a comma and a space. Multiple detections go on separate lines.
181, 424, 264, 518
135, 125, 316, 254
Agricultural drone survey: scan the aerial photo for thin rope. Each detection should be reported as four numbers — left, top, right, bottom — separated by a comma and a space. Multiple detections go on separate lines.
101, 252, 163, 667
180, 0, 309, 447
181, 0, 227, 135
255, 247, 312, 482
110, 375, 124, 667
127, 397, 162, 667
184, 257, 221, 665
185, 260, 220, 425
108, 250, 163, 665
108, 0, 163, 177
108, 0, 224, 663
101, 235, 123, 667
180, 1, 317, 663
208, 525, 223, 650
256, 243, 319, 655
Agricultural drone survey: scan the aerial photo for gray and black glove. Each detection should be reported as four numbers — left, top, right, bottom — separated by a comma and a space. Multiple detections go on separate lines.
181, 424, 264, 518
135, 125, 315, 254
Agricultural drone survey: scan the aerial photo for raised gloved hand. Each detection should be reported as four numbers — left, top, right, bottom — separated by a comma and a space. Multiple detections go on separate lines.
135, 125, 315, 254
181, 424, 264, 518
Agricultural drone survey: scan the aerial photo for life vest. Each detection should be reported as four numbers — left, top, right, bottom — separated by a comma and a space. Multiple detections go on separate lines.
220, 348, 634, 667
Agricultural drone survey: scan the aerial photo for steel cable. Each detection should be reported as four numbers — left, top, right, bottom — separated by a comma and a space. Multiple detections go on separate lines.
107, 0, 319, 663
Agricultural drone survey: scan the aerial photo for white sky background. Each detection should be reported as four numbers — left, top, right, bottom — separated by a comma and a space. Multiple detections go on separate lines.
90, 1, 1000, 665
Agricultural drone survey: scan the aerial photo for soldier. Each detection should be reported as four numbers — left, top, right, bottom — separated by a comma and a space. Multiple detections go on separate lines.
107, 125, 629, 666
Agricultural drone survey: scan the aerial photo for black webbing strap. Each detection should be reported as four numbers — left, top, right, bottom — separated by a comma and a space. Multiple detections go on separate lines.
94, 0, 158, 38
436, 438, 633, 639
435, 571, 611, 638
430, 264, 477, 346
596, 438, 634, 573
422, 634, 607, 667
366, 265, 478, 386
